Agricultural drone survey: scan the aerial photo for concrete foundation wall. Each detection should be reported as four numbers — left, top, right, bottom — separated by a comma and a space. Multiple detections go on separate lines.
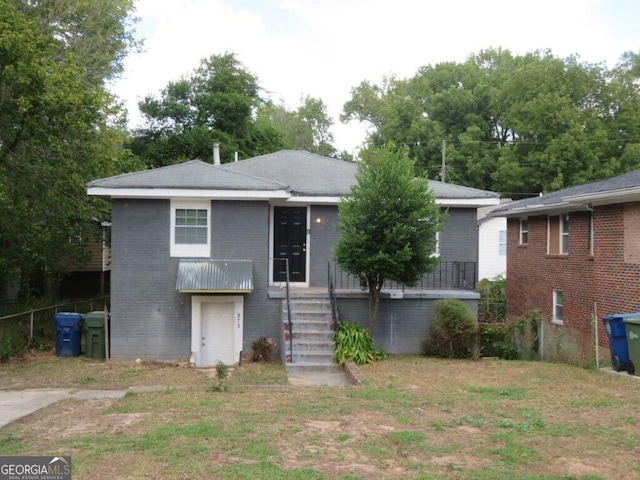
337, 291, 479, 354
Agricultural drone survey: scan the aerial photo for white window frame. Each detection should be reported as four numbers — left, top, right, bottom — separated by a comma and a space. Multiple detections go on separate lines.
519, 218, 528, 245
498, 230, 507, 256
589, 212, 594, 256
170, 199, 211, 257
552, 290, 564, 325
432, 231, 441, 257
560, 213, 569, 254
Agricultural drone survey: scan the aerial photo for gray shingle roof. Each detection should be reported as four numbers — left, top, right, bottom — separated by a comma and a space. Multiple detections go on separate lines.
491, 169, 640, 216
87, 160, 287, 191
219, 150, 357, 196
428, 180, 499, 200
87, 150, 500, 201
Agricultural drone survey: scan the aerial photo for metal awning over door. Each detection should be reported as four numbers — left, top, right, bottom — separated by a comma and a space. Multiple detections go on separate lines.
176, 259, 253, 293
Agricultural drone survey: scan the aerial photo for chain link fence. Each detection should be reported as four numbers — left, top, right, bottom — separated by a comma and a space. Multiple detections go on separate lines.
0, 298, 108, 361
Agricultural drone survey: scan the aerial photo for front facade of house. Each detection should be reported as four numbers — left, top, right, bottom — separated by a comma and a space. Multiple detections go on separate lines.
492, 170, 640, 365
88, 150, 500, 365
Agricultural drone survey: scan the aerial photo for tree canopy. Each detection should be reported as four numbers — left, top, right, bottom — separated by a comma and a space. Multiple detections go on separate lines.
129, 53, 345, 166
0, 0, 139, 296
129, 53, 289, 166
334, 143, 447, 333
342, 48, 640, 197
256, 95, 337, 158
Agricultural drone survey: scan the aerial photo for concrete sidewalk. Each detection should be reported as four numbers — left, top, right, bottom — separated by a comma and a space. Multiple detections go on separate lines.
0, 386, 164, 428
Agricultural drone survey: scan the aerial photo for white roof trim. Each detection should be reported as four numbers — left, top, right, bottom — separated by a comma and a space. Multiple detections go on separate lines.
286, 196, 341, 204
490, 201, 592, 218
87, 187, 290, 200
563, 186, 640, 205
88, 187, 499, 207
436, 198, 500, 207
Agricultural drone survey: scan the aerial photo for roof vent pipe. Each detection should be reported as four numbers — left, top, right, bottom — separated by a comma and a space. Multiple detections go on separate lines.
213, 143, 221, 165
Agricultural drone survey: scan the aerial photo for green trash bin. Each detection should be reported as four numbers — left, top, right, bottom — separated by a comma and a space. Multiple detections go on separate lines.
622, 316, 640, 376
83, 311, 106, 359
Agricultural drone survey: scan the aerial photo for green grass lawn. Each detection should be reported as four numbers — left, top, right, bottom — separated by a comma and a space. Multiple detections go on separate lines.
1, 353, 639, 479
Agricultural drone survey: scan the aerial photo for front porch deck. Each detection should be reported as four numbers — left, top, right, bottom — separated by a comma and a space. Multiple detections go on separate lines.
267, 286, 480, 301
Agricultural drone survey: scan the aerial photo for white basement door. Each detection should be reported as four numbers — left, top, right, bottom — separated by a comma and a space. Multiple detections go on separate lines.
200, 302, 235, 366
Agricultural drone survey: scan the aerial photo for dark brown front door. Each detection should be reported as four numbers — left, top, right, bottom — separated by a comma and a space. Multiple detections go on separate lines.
273, 206, 307, 283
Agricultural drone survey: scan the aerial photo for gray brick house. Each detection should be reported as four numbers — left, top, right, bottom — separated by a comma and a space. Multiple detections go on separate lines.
87, 150, 499, 365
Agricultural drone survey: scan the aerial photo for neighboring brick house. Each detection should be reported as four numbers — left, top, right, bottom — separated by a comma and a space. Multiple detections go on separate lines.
491, 169, 640, 365
87, 149, 499, 365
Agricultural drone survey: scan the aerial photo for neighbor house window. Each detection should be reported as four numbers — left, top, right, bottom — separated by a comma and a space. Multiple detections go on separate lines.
432, 231, 440, 257
589, 212, 594, 256
548, 213, 569, 255
519, 219, 528, 244
171, 200, 210, 257
553, 290, 564, 324
498, 230, 507, 255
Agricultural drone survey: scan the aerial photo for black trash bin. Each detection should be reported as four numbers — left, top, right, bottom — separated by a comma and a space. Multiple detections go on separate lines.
54, 312, 83, 357
602, 313, 635, 372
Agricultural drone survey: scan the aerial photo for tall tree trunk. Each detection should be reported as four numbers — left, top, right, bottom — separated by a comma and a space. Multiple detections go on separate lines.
366, 278, 383, 335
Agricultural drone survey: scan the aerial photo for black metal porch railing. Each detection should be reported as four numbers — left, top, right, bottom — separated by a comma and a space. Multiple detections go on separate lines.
327, 261, 339, 332
329, 261, 477, 292
274, 258, 293, 363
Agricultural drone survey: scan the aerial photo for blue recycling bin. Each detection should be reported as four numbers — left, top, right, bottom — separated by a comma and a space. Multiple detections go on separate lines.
54, 312, 83, 357
603, 314, 636, 372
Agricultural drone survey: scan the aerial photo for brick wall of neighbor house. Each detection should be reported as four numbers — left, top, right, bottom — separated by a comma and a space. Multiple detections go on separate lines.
506, 211, 596, 365
594, 202, 640, 325
111, 199, 191, 361
337, 293, 479, 354
309, 205, 339, 288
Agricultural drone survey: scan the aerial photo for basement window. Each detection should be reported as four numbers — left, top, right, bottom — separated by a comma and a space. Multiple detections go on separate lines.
553, 290, 564, 325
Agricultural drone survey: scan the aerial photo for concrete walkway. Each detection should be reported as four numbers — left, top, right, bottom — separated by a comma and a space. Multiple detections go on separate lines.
287, 370, 352, 387
0, 386, 165, 428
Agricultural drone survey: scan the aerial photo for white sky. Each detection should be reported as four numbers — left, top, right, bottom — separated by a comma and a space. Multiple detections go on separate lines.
110, 0, 640, 156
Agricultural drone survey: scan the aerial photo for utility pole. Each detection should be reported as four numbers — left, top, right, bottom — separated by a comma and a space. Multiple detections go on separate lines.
441, 139, 446, 183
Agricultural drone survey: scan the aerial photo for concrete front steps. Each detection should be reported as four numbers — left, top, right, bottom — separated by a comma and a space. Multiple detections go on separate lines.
282, 298, 339, 374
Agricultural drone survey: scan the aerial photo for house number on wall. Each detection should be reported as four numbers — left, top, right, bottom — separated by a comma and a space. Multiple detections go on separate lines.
237, 313, 241, 329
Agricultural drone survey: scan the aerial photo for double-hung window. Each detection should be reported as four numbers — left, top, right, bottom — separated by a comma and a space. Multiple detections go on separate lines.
548, 213, 569, 255
171, 200, 210, 257
498, 230, 507, 255
553, 290, 564, 325
432, 231, 440, 257
519, 219, 528, 245
589, 212, 594, 256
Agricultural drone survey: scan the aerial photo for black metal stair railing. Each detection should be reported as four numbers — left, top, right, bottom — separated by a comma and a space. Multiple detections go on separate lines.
327, 261, 339, 333
275, 258, 293, 363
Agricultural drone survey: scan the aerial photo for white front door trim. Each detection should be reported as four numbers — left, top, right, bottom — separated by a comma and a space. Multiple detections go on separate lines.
191, 295, 244, 366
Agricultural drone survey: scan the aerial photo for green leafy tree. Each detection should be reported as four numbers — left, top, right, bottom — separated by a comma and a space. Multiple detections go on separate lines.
256, 95, 337, 157
129, 52, 286, 167
342, 48, 640, 197
334, 143, 447, 333
0, 0, 138, 297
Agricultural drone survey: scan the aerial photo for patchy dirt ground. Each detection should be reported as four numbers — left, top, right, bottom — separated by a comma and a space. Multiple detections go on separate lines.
1, 352, 640, 479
